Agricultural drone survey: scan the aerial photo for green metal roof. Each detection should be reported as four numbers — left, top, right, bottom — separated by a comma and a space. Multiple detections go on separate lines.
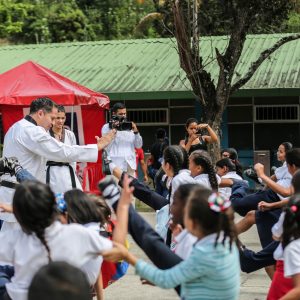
0, 34, 299, 99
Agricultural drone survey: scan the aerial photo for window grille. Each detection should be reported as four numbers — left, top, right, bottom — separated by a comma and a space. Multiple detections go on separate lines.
254, 105, 299, 122
127, 108, 168, 125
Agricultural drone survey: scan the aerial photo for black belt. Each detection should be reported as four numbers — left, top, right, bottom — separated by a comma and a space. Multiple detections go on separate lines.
46, 161, 76, 189
0, 180, 18, 189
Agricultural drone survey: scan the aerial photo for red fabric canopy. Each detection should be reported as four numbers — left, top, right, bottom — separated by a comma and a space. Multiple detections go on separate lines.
0, 60, 110, 107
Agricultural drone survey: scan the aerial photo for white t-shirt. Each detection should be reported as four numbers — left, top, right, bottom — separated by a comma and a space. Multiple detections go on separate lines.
284, 238, 300, 278
0, 221, 112, 300
275, 162, 292, 200
219, 172, 243, 199
170, 229, 197, 260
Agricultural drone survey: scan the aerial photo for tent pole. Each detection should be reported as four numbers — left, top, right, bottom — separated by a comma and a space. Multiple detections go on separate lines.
71, 106, 74, 132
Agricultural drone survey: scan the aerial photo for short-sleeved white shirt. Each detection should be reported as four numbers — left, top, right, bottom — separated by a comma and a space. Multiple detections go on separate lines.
272, 212, 286, 261
171, 229, 197, 260
284, 239, 300, 277
81, 222, 104, 285
275, 162, 292, 200
219, 172, 243, 199
0, 221, 112, 300
193, 173, 221, 190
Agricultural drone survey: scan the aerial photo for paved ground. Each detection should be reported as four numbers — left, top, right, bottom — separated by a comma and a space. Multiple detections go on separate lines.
104, 213, 270, 300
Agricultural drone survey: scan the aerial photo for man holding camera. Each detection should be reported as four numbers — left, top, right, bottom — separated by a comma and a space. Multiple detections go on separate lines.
101, 102, 143, 176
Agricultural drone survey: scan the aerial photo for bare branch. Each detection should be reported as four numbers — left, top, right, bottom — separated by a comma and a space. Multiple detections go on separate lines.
231, 34, 300, 93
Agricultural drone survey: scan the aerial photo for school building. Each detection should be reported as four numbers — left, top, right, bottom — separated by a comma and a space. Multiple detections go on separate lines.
0, 33, 299, 167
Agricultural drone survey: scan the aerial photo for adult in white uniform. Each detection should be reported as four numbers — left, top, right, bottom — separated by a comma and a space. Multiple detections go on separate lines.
0, 97, 115, 228
101, 102, 142, 176
46, 105, 82, 194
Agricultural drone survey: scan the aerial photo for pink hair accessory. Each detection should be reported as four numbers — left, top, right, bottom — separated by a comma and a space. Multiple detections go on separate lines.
291, 205, 298, 213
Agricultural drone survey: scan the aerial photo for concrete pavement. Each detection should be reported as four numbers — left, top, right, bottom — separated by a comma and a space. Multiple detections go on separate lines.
104, 213, 271, 300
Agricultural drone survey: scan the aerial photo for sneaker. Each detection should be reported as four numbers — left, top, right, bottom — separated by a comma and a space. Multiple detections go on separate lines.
101, 150, 111, 175
98, 176, 120, 208
243, 167, 262, 185
0, 157, 23, 176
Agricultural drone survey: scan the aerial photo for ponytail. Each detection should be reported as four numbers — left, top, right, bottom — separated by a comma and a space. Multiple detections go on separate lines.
190, 150, 218, 191
163, 145, 189, 176
12, 181, 56, 263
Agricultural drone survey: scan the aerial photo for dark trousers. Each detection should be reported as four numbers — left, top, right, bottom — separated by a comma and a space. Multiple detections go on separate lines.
256, 209, 282, 248
120, 173, 169, 211
231, 182, 280, 216
239, 205, 282, 273
0, 265, 14, 300
239, 241, 279, 273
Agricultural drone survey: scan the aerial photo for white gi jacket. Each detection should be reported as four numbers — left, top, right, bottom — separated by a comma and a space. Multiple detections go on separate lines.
101, 123, 143, 171
0, 117, 98, 222
47, 129, 83, 194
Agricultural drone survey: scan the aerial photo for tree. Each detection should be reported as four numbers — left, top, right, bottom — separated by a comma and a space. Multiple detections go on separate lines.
170, 0, 300, 161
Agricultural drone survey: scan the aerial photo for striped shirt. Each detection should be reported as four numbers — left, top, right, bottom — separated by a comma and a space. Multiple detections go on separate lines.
135, 233, 240, 300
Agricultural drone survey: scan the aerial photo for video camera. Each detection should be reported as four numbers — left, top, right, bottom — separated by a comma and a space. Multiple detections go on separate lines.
108, 115, 132, 131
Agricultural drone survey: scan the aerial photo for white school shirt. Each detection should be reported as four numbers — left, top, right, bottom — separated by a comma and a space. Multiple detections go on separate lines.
0, 118, 98, 222
0, 221, 112, 300
170, 169, 195, 204
284, 239, 300, 278
193, 173, 221, 190
275, 162, 292, 200
48, 129, 83, 194
219, 172, 243, 199
171, 229, 197, 260
81, 222, 103, 285
272, 212, 286, 261
101, 123, 143, 171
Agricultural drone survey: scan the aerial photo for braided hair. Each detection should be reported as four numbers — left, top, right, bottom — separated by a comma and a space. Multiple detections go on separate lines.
189, 150, 219, 191
13, 181, 56, 262
187, 188, 237, 250
163, 145, 189, 177
282, 195, 300, 249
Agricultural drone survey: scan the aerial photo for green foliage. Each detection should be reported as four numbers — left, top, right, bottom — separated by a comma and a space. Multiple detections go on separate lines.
0, 0, 32, 38
0, 0, 297, 44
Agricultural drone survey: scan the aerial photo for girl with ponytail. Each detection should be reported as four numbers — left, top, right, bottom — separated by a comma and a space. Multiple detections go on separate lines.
0, 181, 113, 300
189, 150, 220, 191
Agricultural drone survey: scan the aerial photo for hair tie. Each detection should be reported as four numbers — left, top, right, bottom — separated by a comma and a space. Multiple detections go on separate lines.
55, 193, 67, 214
208, 193, 231, 213
291, 205, 298, 213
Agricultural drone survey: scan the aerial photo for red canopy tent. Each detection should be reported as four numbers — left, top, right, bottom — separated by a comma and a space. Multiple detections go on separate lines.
0, 60, 110, 192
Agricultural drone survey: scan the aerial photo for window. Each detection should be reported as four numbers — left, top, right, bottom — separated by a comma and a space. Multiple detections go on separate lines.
255, 105, 299, 122
127, 108, 168, 125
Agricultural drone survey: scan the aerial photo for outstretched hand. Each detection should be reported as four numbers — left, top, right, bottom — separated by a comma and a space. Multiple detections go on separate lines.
258, 201, 273, 211
96, 129, 116, 150
101, 241, 129, 262
120, 174, 134, 206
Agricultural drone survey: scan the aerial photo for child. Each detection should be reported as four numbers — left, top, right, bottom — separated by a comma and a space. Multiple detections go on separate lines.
189, 150, 219, 191
231, 142, 294, 217
0, 181, 113, 300
216, 158, 243, 198
102, 187, 240, 300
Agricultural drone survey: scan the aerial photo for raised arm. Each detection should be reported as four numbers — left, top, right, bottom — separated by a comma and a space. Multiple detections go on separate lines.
255, 163, 293, 197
